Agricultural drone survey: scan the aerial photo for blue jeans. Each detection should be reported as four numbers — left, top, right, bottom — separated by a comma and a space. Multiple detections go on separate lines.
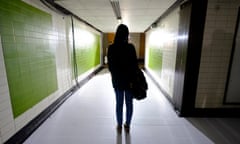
114, 88, 133, 126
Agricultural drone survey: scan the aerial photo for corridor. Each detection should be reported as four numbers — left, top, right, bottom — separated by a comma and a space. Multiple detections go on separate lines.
1, 0, 240, 143
23, 69, 239, 144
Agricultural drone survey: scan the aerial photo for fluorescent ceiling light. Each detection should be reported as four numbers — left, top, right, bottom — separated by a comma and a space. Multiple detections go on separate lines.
110, 0, 121, 20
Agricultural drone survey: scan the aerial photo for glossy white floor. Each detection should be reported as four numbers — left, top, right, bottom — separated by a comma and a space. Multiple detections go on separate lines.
24, 69, 240, 144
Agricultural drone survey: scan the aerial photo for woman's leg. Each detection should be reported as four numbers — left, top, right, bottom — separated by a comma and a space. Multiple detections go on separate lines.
115, 89, 124, 126
125, 90, 133, 126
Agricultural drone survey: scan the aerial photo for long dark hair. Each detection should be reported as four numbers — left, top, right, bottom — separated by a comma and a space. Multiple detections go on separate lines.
114, 24, 129, 44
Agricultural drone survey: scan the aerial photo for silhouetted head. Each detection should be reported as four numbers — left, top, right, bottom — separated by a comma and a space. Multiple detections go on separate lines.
114, 24, 129, 44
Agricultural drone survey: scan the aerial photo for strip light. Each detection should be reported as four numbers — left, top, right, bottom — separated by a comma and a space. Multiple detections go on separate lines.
110, 0, 122, 20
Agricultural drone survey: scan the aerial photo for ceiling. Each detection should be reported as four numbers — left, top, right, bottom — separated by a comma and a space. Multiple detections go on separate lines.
55, 0, 176, 33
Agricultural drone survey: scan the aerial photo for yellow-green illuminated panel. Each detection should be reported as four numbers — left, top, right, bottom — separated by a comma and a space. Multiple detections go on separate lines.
0, 0, 58, 118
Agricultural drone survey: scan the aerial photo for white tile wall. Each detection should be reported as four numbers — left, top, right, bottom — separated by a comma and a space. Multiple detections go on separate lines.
145, 8, 179, 97
14, 0, 75, 134
0, 0, 75, 143
0, 34, 15, 143
196, 0, 240, 108
0, 0, 102, 142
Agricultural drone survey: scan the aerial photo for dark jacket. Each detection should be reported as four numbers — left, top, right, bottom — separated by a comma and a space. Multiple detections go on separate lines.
107, 43, 138, 90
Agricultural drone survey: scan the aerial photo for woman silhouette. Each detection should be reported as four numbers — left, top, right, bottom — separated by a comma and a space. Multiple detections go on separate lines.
107, 24, 138, 133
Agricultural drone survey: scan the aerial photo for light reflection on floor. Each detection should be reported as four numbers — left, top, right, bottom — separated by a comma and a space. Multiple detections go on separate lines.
24, 69, 240, 144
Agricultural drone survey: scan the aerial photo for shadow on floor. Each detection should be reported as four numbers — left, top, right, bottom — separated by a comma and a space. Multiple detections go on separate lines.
187, 118, 240, 144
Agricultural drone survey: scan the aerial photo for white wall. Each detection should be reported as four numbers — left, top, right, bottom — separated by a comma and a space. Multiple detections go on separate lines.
0, 35, 15, 144
0, 0, 73, 142
145, 8, 179, 98
0, 0, 101, 143
195, 0, 240, 108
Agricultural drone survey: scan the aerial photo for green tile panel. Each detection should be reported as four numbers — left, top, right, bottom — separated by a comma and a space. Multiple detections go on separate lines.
0, 0, 58, 118
72, 20, 101, 76
148, 46, 163, 77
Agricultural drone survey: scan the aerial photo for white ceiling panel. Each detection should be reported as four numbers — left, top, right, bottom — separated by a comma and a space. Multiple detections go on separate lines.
55, 0, 177, 32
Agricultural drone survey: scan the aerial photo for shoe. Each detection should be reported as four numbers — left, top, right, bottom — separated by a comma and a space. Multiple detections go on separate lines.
116, 125, 122, 133
124, 124, 130, 133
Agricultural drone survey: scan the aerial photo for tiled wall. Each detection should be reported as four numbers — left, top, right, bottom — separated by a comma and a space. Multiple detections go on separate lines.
145, 8, 179, 97
0, 0, 101, 143
195, 0, 240, 108
72, 18, 101, 76
1, 0, 58, 118
0, 36, 14, 144
0, 0, 69, 142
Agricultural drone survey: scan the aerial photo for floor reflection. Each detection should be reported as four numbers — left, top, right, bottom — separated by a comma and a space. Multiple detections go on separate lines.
24, 69, 230, 144
116, 130, 131, 144
116, 132, 122, 144
125, 132, 131, 144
